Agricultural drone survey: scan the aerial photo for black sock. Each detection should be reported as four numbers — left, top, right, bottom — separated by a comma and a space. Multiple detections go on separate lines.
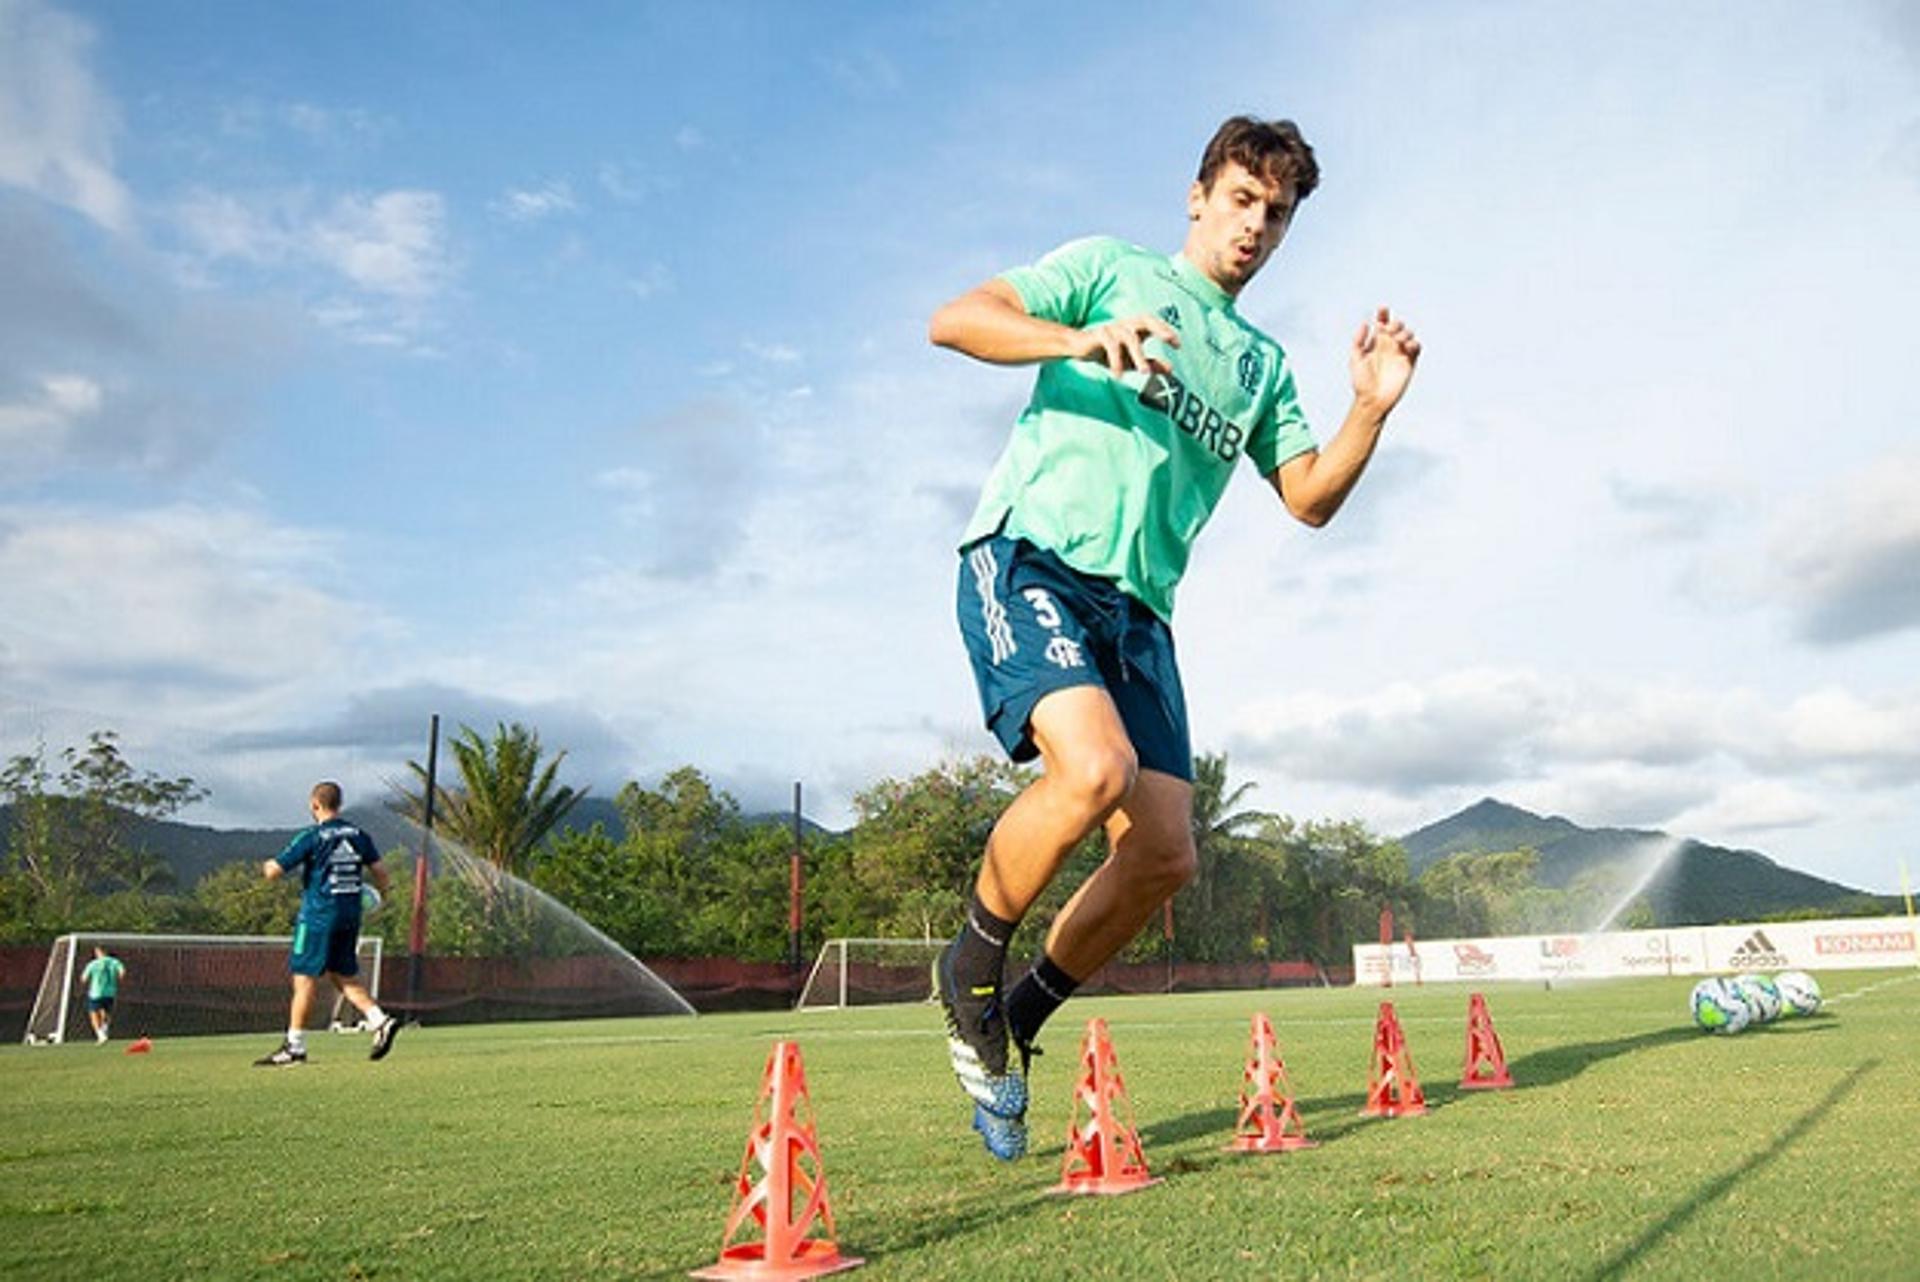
951, 891, 1016, 991
1005, 953, 1080, 1047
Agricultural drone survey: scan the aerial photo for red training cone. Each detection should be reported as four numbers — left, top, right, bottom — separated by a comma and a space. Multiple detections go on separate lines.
1361, 1001, 1427, 1118
1459, 992, 1513, 1090
1226, 1013, 1316, 1153
124, 1037, 152, 1055
691, 1041, 862, 1280
1047, 1018, 1162, 1196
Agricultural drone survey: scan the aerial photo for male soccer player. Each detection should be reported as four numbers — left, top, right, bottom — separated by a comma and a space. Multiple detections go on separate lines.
254, 782, 400, 1066
80, 946, 125, 1043
930, 116, 1420, 1158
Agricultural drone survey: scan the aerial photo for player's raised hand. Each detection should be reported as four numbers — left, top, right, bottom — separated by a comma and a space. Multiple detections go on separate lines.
1349, 306, 1420, 416
1074, 313, 1180, 377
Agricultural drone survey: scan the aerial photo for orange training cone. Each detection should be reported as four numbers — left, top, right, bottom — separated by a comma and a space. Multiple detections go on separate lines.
1361, 1001, 1427, 1118
1047, 1018, 1162, 1196
1226, 1013, 1316, 1153
691, 1041, 862, 1280
124, 1037, 152, 1055
1459, 992, 1513, 1090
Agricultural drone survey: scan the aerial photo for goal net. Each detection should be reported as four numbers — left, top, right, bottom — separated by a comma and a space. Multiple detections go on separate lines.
795, 937, 944, 1010
24, 932, 382, 1044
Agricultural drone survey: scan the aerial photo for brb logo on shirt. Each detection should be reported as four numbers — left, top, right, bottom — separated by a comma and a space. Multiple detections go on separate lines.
1138, 372, 1246, 464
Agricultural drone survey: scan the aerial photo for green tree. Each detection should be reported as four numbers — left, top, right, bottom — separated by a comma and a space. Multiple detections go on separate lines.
392, 722, 585, 877
1163, 752, 1272, 962
846, 756, 1025, 934
0, 731, 205, 937
193, 860, 301, 935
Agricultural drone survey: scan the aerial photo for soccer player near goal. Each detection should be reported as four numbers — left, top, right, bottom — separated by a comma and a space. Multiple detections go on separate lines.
80, 946, 125, 1043
929, 116, 1420, 1158
254, 782, 400, 1066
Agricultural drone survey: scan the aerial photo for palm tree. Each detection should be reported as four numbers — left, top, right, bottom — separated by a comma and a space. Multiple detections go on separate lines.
392, 721, 586, 878
1169, 752, 1272, 961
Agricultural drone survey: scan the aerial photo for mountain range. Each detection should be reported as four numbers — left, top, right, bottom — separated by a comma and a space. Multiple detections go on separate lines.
1400, 797, 1894, 926
1, 794, 1896, 928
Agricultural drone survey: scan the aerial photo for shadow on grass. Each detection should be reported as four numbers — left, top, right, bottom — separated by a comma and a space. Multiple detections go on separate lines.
1502, 1025, 1699, 1091
641, 1181, 1059, 1280
1143, 1084, 1453, 1158
1144, 1024, 1723, 1155
1587, 1059, 1879, 1282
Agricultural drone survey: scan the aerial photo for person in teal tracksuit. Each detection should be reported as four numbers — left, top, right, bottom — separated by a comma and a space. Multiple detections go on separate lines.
254, 781, 400, 1066
80, 946, 125, 1043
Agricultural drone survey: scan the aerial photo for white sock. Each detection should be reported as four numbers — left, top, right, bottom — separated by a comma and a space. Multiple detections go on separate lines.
286, 1028, 306, 1053
364, 1005, 388, 1027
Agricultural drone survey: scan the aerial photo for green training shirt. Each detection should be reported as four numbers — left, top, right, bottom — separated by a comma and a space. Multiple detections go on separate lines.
82, 955, 124, 1000
960, 236, 1316, 620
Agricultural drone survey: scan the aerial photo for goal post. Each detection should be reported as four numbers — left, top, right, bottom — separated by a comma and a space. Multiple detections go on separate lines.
795, 937, 945, 1011
24, 932, 383, 1044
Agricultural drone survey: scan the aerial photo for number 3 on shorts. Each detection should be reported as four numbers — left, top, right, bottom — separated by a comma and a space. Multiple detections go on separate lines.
1023, 588, 1061, 629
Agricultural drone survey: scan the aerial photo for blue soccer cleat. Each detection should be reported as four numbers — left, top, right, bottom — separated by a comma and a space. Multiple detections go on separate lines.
936, 942, 1030, 1155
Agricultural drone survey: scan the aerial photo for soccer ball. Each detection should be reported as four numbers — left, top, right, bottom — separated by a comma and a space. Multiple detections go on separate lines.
1691, 977, 1752, 1034
1732, 975, 1783, 1024
1774, 970, 1822, 1017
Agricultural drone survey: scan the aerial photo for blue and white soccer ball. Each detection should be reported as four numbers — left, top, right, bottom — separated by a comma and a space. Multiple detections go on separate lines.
1732, 974, 1783, 1024
1774, 970, 1822, 1017
1691, 977, 1752, 1034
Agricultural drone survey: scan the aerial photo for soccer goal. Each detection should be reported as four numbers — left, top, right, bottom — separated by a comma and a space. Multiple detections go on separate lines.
795, 937, 945, 1011
24, 933, 383, 1044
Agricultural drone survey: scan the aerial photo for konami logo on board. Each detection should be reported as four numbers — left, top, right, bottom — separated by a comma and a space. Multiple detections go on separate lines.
1814, 930, 1915, 956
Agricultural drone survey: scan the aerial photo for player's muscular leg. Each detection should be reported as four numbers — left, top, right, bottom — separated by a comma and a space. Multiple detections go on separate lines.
975, 686, 1137, 920
334, 977, 377, 1015
1043, 769, 1196, 979
289, 974, 318, 1028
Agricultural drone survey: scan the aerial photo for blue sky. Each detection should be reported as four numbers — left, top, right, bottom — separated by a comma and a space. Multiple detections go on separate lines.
3, 1, 1919, 894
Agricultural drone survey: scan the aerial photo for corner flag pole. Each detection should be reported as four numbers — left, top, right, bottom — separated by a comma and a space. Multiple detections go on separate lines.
789, 782, 804, 974
1903, 859, 1917, 968
405, 713, 440, 1018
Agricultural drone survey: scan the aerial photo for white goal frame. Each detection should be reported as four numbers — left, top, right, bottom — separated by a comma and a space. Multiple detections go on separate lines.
795, 936, 944, 1011
25, 932, 383, 1045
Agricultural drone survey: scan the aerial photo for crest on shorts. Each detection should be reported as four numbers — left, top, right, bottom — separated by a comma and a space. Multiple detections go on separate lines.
1236, 346, 1263, 396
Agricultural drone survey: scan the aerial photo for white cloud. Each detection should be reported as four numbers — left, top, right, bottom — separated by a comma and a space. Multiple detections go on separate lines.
1773, 452, 1920, 644
0, 503, 376, 710
0, 0, 130, 232
1669, 781, 1828, 840
1228, 668, 1920, 811
490, 180, 578, 223
308, 190, 448, 298
0, 371, 98, 435
626, 261, 672, 300
744, 339, 802, 365
821, 47, 902, 97
174, 186, 451, 300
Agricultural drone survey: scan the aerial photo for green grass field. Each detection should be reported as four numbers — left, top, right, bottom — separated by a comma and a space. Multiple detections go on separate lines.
2, 970, 1915, 1280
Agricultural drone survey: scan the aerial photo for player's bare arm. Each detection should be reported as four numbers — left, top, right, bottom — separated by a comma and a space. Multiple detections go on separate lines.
261, 859, 283, 880
370, 862, 392, 895
929, 279, 1179, 375
1272, 306, 1422, 527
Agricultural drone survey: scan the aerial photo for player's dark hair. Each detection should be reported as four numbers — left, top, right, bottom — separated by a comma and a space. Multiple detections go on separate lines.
311, 781, 343, 811
1197, 116, 1319, 202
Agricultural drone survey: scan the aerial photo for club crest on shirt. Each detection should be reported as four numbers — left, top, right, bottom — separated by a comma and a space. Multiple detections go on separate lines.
1236, 346, 1263, 396
1158, 303, 1182, 331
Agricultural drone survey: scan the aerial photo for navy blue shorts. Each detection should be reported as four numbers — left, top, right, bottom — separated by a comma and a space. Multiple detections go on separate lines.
87, 996, 115, 1013
956, 532, 1192, 781
290, 914, 362, 978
